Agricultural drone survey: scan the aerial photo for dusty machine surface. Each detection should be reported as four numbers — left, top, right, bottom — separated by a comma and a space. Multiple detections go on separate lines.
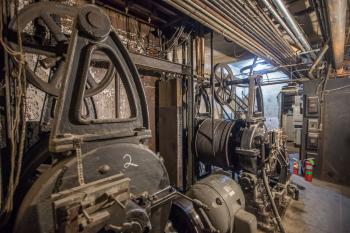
3, 3, 173, 232
0, 0, 319, 233
193, 65, 299, 232
0, 2, 259, 233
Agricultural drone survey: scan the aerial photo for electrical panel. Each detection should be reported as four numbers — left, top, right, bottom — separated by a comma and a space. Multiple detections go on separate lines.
306, 96, 319, 115
308, 119, 319, 132
307, 132, 319, 149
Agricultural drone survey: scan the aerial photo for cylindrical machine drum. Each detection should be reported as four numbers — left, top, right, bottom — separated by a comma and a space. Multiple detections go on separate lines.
14, 143, 171, 233
194, 119, 245, 168
187, 174, 246, 233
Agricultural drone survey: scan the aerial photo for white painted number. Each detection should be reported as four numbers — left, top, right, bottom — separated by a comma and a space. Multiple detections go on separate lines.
123, 154, 139, 168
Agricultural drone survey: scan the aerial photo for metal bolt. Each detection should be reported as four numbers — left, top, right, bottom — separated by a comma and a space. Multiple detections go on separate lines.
215, 198, 222, 205
98, 164, 111, 174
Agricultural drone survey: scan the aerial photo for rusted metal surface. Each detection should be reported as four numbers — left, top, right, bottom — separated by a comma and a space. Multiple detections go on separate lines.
327, 0, 347, 74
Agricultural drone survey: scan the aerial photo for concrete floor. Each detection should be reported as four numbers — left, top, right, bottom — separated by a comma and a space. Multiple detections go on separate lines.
283, 172, 350, 233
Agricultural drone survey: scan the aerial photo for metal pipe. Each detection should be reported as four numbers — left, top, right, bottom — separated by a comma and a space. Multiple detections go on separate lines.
200, 37, 205, 76
261, 0, 305, 52
261, 142, 286, 233
308, 43, 329, 79
327, 0, 347, 74
206, 0, 295, 64
165, 0, 291, 69
243, 0, 294, 51
169, 0, 262, 54
210, 31, 215, 157
195, 37, 201, 75
194, 0, 292, 64
320, 0, 330, 41
310, 0, 327, 40
248, 57, 258, 118
298, 48, 321, 56
188, 0, 278, 61
217, 0, 296, 61
272, 0, 316, 58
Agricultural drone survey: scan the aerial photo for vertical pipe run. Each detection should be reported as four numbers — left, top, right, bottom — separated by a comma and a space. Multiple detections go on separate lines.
115, 73, 120, 118
173, 40, 178, 63
210, 31, 215, 157
182, 42, 186, 65
248, 57, 258, 119
327, 0, 347, 74
195, 37, 201, 75
200, 37, 205, 76
186, 35, 195, 189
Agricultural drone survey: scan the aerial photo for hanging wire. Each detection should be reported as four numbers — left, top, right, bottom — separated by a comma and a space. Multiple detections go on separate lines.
0, 0, 27, 221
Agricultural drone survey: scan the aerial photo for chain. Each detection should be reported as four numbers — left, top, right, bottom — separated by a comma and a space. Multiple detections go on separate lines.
73, 139, 85, 185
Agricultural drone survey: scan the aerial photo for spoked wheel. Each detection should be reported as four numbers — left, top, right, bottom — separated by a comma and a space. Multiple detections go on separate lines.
4, 2, 117, 228
8, 2, 76, 96
213, 63, 236, 106
8, 2, 116, 117
213, 63, 264, 117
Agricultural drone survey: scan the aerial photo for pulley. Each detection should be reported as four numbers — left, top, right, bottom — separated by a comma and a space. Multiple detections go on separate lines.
214, 63, 236, 107
213, 63, 264, 117
8, 2, 115, 98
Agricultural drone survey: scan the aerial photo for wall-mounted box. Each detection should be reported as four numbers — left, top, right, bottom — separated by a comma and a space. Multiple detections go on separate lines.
308, 118, 319, 132
307, 132, 319, 149
306, 96, 319, 115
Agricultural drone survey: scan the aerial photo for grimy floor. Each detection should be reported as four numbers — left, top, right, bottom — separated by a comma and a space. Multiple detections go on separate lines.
283, 173, 350, 233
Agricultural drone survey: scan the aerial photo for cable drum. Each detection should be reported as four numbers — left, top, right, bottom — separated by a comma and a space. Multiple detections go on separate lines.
194, 118, 245, 168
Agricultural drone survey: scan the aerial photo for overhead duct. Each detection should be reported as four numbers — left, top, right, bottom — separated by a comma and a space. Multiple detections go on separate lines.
271, 0, 316, 59
327, 0, 347, 74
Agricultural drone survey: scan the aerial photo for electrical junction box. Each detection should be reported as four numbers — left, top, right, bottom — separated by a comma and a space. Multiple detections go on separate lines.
308, 119, 319, 132
306, 96, 319, 115
307, 132, 319, 149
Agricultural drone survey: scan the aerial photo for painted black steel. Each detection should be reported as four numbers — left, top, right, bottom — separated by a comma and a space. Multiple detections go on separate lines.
194, 118, 246, 168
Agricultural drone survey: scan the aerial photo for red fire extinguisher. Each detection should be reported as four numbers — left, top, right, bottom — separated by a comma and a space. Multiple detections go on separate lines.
293, 160, 299, 175
304, 158, 315, 182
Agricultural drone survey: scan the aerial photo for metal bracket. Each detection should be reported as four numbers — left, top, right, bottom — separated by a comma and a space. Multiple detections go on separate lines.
52, 173, 131, 233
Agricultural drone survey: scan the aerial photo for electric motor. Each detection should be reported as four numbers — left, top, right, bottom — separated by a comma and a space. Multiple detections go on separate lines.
170, 174, 257, 233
